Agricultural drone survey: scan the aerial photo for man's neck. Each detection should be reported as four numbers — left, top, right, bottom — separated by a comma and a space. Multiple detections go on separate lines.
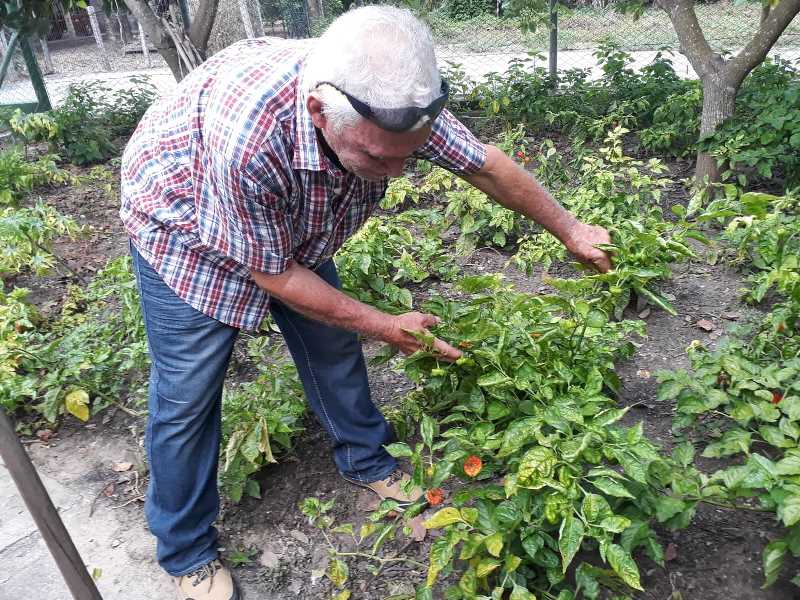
315, 128, 345, 171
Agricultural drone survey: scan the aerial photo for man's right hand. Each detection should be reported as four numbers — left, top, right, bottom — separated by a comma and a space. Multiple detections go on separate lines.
386, 312, 462, 362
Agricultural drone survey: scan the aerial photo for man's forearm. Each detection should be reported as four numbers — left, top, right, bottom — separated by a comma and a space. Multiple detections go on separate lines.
251, 262, 392, 339
462, 144, 579, 244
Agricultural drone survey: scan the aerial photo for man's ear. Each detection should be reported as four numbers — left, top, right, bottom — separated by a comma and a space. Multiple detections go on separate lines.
306, 94, 328, 129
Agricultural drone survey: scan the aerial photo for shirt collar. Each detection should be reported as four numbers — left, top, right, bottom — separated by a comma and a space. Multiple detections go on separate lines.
292, 85, 343, 177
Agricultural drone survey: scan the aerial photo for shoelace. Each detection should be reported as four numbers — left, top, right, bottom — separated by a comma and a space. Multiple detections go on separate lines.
385, 469, 405, 487
189, 561, 218, 588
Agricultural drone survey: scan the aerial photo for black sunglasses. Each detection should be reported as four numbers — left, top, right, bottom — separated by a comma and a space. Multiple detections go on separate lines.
315, 79, 449, 132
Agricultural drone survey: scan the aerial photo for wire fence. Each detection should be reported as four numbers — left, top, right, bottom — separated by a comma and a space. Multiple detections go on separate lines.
1, 0, 799, 108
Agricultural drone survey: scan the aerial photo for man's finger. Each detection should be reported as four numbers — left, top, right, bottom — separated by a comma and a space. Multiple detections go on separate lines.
432, 338, 462, 362
594, 251, 613, 273
420, 313, 439, 328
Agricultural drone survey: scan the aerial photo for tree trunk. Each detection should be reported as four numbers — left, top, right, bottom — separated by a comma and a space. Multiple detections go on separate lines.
659, 0, 800, 187
123, 0, 218, 80
695, 73, 737, 185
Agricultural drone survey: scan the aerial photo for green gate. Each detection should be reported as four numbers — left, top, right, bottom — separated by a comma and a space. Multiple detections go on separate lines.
0, 30, 51, 114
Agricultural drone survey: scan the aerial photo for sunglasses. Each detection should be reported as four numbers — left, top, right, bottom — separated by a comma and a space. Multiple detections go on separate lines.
315, 79, 449, 132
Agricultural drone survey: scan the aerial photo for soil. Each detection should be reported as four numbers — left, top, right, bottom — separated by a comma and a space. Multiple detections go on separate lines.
6, 151, 800, 600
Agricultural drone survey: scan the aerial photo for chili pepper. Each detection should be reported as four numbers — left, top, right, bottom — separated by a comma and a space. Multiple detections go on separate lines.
425, 488, 444, 506
464, 455, 482, 478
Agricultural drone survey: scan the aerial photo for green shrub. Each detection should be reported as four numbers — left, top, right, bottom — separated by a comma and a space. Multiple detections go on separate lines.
0, 203, 82, 277
3, 77, 157, 166
443, 0, 489, 20
0, 148, 74, 206
702, 59, 800, 189
0, 256, 148, 422
220, 337, 306, 502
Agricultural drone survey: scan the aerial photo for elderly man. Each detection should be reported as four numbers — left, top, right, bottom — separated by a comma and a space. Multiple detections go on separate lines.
121, 6, 611, 599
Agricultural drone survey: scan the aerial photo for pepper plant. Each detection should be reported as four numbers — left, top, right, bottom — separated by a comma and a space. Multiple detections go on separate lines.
370, 275, 718, 599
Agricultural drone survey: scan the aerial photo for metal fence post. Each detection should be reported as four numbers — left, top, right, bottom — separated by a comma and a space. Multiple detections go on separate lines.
18, 35, 52, 111
137, 21, 151, 68
238, 0, 256, 38
86, 5, 112, 71
0, 408, 103, 599
548, 0, 558, 87
253, 0, 266, 37
177, 0, 192, 29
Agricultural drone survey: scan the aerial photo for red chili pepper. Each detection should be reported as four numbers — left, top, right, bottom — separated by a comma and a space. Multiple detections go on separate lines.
464, 455, 483, 478
772, 391, 784, 405
425, 488, 444, 506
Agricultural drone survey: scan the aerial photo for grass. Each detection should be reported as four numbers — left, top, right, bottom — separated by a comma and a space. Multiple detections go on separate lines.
423, 1, 800, 53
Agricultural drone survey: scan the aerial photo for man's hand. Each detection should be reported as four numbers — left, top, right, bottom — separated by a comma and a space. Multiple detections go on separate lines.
386, 312, 462, 362
564, 222, 613, 273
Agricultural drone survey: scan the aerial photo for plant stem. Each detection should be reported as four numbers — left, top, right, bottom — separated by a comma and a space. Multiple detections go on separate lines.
333, 551, 426, 569
698, 497, 772, 513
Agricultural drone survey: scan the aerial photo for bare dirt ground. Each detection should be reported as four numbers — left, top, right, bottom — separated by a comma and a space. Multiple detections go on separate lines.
3, 152, 799, 600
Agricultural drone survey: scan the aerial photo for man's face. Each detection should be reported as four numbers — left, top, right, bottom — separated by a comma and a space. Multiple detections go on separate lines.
308, 95, 431, 181
325, 119, 431, 181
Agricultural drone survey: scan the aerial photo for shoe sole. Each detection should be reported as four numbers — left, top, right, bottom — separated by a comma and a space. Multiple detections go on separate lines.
340, 475, 416, 509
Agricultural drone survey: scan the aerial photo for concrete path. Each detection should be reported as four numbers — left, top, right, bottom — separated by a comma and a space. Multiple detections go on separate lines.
2, 42, 799, 107
0, 441, 172, 600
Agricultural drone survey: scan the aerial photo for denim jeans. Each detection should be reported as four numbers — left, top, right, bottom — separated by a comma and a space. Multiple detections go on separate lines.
130, 244, 396, 576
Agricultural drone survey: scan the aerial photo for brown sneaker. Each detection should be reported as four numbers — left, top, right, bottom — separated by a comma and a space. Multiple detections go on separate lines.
173, 559, 240, 600
345, 469, 423, 506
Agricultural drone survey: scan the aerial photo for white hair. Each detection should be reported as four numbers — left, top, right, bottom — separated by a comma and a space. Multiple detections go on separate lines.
302, 6, 441, 133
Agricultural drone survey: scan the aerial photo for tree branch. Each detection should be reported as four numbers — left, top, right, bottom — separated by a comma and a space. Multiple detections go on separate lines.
658, 0, 721, 80
728, 0, 800, 85
187, 0, 219, 55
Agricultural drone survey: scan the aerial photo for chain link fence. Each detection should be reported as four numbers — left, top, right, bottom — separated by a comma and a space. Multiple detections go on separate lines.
1, 0, 799, 108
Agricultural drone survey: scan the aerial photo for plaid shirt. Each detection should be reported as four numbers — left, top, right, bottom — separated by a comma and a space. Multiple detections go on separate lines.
120, 38, 487, 330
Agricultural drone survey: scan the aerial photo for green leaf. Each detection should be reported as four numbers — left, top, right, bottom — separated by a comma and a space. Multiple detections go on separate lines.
575, 563, 600, 599
778, 494, 800, 527
332, 591, 351, 600
478, 372, 513, 387
518, 446, 558, 488
476, 557, 502, 578
522, 533, 544, 560
424, 508, 464, 529
384, 443, 413, 458
485, 532, 504, 557
585, 309, 608, 329
701, 429, 751, 458
763, 540, 787, 588
672, 441, 695, 467
582, 493, 612, 522
592, 408, 629, 428
64, 389, 90, 422
559, 514, 585, 573
591, 476, 634, 499
654, 496, 686, 523
510, 584, 537, 600
327, 558, 349, 588
598, 516, 632, 533
427, 537, 455, 586
775, 451, 800, 476
421, 415, 437, 448
606, 543, 643, 590
497, 417, 541, 457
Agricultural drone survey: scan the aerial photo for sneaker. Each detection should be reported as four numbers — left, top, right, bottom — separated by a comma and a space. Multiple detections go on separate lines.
344, 468, 423, 506
173, 559, 240, 600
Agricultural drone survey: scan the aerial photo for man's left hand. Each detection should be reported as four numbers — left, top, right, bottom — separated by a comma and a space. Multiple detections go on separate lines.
564, 222, 613, 273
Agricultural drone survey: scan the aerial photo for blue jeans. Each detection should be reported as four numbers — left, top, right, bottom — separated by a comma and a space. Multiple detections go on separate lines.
130, 244, 396, 576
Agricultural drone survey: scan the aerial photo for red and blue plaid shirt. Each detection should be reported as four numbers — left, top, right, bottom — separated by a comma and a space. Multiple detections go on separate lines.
120, 38, 487, 330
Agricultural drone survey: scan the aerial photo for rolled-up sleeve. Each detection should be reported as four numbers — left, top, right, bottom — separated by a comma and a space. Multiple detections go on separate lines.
413, 109, 487, 175
201, 149, 294, 275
